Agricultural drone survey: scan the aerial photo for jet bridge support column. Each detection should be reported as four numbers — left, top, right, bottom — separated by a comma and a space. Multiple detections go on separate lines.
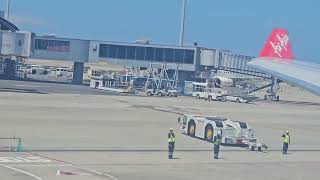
265, 76, 280, 101
3, 58, 16, 79
72, 62, 84, 85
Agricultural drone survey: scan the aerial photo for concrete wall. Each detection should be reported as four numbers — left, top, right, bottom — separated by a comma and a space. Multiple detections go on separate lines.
32, 37, 90, 62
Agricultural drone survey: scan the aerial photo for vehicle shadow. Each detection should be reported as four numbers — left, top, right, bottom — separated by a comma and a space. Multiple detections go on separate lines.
256, 99, 320, 107
0, 87, 47, 94
278, 100, 320, 106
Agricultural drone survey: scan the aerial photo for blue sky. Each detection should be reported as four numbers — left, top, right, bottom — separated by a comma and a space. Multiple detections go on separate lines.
1, 0, 319, 62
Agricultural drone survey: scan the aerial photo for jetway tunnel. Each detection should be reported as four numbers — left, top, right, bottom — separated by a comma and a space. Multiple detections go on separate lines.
0, 17, 85, 84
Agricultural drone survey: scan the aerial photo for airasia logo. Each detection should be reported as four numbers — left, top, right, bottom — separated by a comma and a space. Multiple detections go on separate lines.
269, 33, 289, 58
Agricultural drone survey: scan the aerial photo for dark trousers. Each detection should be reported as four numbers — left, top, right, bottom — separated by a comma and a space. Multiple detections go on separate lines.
283, 143, 289, 154
214, 144, 220, 159
168, 143, 175, 159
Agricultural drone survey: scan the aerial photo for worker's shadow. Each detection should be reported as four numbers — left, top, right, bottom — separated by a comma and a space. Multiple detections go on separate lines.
171, 157, 180, 160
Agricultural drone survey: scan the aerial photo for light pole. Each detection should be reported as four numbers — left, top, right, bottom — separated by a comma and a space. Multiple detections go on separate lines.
6, 0, 11, 20
179, 0, 186, 46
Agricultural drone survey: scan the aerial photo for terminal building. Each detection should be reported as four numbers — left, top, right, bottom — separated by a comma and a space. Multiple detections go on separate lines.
0, 16, 268, 84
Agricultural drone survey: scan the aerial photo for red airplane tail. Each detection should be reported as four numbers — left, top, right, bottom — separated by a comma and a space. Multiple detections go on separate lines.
259, 28, 294, 61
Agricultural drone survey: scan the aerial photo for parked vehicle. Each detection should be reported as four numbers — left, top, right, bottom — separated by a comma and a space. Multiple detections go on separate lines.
26, 65, 50, 75
192, 82, 207, 99
55, 68, 72, 77
146, 88, 178, 97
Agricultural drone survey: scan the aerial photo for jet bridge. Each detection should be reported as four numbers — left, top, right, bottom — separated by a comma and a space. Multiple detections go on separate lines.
200, 49, 270, 78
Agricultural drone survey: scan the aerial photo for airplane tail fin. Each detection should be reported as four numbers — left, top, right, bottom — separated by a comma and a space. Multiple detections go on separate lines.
259, 28, 294, 61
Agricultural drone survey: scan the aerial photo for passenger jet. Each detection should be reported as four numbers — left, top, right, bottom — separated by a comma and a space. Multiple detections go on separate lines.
248, 28, 320, 100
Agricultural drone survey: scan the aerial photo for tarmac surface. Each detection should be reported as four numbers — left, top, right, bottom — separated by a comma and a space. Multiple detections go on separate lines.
0, 79, 319, 180
0, 79, 128, 95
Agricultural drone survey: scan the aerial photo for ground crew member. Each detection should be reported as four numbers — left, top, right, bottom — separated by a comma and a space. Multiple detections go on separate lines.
168, 128, 176, 159
213, 130, 222, 159
282, 130, 290, 154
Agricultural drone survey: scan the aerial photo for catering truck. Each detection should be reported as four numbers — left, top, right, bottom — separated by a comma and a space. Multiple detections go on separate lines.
178, 114, 268, 151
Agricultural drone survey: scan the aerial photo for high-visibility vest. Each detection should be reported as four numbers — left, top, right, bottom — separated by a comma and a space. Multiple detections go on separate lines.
213, 135, 221, 145
168, 134, 175, 143
283, 134, 290, 143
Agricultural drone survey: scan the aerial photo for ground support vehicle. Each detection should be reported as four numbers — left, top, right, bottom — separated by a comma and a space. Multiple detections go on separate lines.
178, 114, 268, 151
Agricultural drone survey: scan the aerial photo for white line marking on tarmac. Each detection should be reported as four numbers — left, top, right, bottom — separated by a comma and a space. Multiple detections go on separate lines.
26, 152, 119, 180
79, 167, 119, 180
0, 163, 43, 180
0, 156, 52, 163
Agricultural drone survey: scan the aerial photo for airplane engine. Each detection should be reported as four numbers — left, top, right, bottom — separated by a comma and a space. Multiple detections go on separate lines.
214, 76, 234, 88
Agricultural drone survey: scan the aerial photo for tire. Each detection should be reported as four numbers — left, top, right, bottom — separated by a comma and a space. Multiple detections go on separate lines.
188, 122, 196, 137
222, 96, 226, 102
147, 92, 152, 96
236, 98, 240, 103
205, 126, 213, 142
168, 93, 172, 97
32, 69, 37, 74
157, 92, 163, 97
43, 70, 48, 75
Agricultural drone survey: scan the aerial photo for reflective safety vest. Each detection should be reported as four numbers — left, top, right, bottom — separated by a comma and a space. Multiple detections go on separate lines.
168, 134, 175, 143
283, 134, 290, 144
168, 136, 175, 143
213, 139, 221, 145
213, 135, 221, 145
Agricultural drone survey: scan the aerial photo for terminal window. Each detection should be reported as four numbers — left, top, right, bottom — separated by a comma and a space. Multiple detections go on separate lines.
136, 47, 146, 60
164, 48, 174, 62
35, 39, 70, 52
117, 45, 126, 59
155, 48, 165, 62
98, 44, 195, 64
145, 47, 155, 61
174, 49, 184, 63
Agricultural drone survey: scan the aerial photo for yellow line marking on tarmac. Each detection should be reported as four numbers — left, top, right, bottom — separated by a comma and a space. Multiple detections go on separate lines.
0, 163, 43, 180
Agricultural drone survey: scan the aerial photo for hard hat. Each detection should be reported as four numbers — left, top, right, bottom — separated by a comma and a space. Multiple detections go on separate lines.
169, 128, 173, 131
285, 130, 289, 134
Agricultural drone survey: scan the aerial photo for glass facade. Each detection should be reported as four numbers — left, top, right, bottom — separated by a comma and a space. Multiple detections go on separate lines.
136, 46, 145, 60
99, 44, 195, 64
35, 39, 70, 52
145, 47, 155, 61
155, 48, 164, 62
